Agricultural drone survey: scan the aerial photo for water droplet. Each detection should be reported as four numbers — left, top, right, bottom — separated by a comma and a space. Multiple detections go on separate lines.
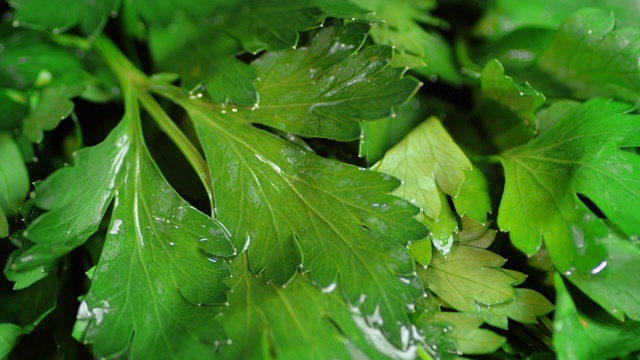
587, 29, 593, 35
168, 242, 175, 246
11, 20, 19, 27
52, 28, 60, 35
110, 10, 118, 18
590, 260, 608, 275
322, 282, 337, 294
109, 219, 123, 235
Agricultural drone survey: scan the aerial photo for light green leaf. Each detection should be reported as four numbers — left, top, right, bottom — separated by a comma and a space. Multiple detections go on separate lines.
409, 239, 432, 267
0, 133, 29, 227
373, 117, 471, 249
154, 24, 428, 345
217, 255, 392, 359
420, 244, 519, 317
350, 0, 461, 82
429, 312, 506, 355
455, 217, 496, 250
486, 288, 555, 324
250, 22, 420, 140
537, 8, 640, 104
452, 167, 492, 224
554, 274, 640, 360
10, 0, 121, 37
498, 98, 640, 319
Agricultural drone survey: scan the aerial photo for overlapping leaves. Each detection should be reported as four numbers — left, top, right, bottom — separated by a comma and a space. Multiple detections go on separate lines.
15, 94, 235, 358
156, 23, 428, 343
498, 98, 640, 319
373, 117, 475, 251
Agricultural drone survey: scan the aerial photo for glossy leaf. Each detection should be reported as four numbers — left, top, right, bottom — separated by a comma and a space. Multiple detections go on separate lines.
373, 117, 471, 250
148, 0, 368, 105
250, 22, 420, 140
554, 274, 640, 360
538, 8, 640, 103
14, 121, 129, 270
153, 25, 429, 344
73, 118, 235, 358
498, 98, 640, 319
10, 0, 121, 37
217, 255, 393, 359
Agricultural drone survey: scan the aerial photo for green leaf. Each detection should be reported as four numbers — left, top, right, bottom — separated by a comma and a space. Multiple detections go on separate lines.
10, 0, 121, 37
0, 323, 24, 359
452, 167, 492, 224
22, 101, 236, 357
0, 266, 57, 356
498, 98, 640, 319
218, 255, 393, 359
351, 0, 460, 82
250, 22, 420, 140
537, 8, 640, 104
431, 312, 506, 355
476, 59, 544, 151
149, 15, 259, 106
484, 288, 555, 325
360, 95, 427, 165
23, 82, 86, 143
0, 133, 29, 226
148, 1, 369, 105
553, 274, 640, 360
373, 117, 472, 250
475, 0, 640, 39
14, 121, 129, 270
153, 24, 428, 344
481, 59, 545, 130
420, 244, 520, 326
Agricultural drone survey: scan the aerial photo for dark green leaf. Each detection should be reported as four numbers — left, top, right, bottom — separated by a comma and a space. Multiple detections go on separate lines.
10, 0, 121, 37
250, 22, 420, 140
22, 83, 86, 143
0, 133, 29, 227
217, 255, 393, 359
26, 107, 236, 358
153, 25, 428, 344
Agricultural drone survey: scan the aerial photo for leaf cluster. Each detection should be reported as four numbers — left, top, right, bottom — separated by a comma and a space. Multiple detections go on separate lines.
1, 1, 640, 359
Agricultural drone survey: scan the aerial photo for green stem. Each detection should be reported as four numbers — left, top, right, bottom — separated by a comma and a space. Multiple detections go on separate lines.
92, 35, 214, 207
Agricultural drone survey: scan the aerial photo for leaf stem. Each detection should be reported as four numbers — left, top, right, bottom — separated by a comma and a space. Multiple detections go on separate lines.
92, 35, 214, 208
